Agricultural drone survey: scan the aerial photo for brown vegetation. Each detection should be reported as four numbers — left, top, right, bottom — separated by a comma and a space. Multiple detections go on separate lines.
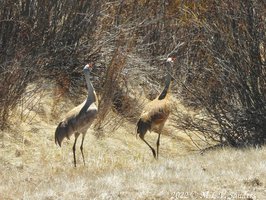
1, 0, 265, 146
0, 0, 266, 198
1, 88, 265, 199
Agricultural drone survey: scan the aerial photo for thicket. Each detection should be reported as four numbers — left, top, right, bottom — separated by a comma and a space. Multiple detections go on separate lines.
0, 0, 265, 147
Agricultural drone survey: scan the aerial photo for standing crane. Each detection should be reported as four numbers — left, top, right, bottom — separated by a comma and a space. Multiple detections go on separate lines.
55, 63, 98, 167
137, 57, 174, 159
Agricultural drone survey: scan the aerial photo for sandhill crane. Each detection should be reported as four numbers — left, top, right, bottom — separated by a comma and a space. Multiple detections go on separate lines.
55, 63, 98, 167
137, 57, 174, 159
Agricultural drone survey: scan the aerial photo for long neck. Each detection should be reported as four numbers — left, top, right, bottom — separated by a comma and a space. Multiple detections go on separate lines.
158, 62, 172, 100
79, 70, 97, 113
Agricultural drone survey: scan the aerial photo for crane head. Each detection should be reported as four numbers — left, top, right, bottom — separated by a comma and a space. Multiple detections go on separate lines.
166, 57, 176, 63
83, 63, 94, 71
166, 57, 176, 79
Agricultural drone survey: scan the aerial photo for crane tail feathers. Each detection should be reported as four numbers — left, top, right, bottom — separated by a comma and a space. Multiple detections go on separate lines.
137, 119, 151, 138
55, 122, 68, 147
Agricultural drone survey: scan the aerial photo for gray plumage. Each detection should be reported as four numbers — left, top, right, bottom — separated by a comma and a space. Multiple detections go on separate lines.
55, 64, 98, 167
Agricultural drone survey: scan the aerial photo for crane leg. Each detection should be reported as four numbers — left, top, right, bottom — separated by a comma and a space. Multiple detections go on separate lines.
139, 135, 156, 158
80, 134, 86, 166
156, 132, 161, 160
73, 133, 80, 167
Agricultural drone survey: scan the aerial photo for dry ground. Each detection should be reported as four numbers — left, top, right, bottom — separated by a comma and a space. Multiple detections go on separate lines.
0, 86, 265, 200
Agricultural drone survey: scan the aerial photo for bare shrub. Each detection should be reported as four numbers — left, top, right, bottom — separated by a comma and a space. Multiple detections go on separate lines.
170, 1, 266, 147
95, 44, 128, 130
0, 0, 103, 127
0, 62, 36, 129
1, 0, 265, 148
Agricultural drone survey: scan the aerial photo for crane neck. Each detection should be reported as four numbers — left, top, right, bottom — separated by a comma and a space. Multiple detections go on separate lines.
84, 69, 96, 102
158, 61, 172, 100
78, 69, 97, 115
158, 73, 171, 100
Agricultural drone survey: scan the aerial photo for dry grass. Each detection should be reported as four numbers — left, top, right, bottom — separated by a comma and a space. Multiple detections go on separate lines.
0, 85, 265, 200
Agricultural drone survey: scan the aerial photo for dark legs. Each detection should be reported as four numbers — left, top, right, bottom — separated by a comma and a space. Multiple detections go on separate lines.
156, 132, 161, 160
140, 136, 156, 158
155, 126, 164, 160
139, 128, 163, 159
72, 133, 86, 167
72, 133, 79, 167
80, 134, 86, 166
